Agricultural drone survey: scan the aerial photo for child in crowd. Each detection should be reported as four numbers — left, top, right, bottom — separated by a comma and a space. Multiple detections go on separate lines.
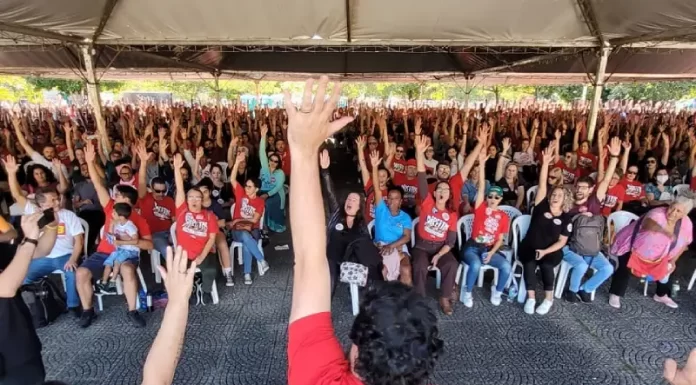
99, 203, 140, 293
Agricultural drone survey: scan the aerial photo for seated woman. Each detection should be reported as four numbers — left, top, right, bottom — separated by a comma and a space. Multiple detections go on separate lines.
645, 166, 681, 207
320, 150, 381, 296
412, 135, 459, 315
259, 124, 286, 233
229, 153, 269, 285
24, 163, 61, 199
608, 195, 694, 309
461, 148, 512, 308
461, 160, 490, 214
495, 138, 525, 209
519, 141, 572, 315
368, 151, 412, 286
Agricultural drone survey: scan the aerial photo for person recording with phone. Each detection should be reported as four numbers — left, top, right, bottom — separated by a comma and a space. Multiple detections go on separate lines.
4, 155, 85, 316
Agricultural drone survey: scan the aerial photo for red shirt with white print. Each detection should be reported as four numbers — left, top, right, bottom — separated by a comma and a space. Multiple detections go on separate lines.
393, 172, 419, 208
96, 200, 151, 255
175, 204, 218, 260
364, 179, 387, 223
448, 172, 465, 212
138, 193, 175, 234
620, 178, 645, 202
471, 202, 510, 247
576, 151, 597, 176
391, 158, 407, 176
601, 183, 626, 216
232, 183, 265, 229
417, 194, 457, 242
555, 161, 580, 185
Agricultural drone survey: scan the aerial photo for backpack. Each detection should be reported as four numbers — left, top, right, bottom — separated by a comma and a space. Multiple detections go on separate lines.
20, 278, 66, 328
568, 214, 605, 256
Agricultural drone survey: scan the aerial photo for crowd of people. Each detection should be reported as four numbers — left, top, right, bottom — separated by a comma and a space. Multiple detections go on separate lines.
0, 78, 695, 384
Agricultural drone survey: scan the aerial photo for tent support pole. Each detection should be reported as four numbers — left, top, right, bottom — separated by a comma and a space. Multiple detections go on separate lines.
80, 45, 109, 156
586, 47, 610, 143
214, 72, 221, 108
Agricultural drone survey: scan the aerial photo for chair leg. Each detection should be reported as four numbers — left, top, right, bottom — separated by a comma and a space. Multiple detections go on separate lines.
454, 264, 463, 285
137, 267, 147, 294
435, 269, 442, 289
60, 273, 67, 293
643, 280, 649, 296
116, 277, 124, 295
237, 247, 243, 265
477, 269, 484, 288
151, 251, 161, 284
689, 269, 696, 291
350, 283, 359, 316
554, 262, 570, 299
211, 280, 219, 304
96, 294, 104, 312
517, 276, 527, 303
492, 269, 499, 288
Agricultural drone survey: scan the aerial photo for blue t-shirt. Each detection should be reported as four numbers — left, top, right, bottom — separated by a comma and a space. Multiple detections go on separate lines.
374, 200, 412, 244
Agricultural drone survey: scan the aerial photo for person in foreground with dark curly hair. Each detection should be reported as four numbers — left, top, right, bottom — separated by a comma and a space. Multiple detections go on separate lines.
285, 76, 443, 385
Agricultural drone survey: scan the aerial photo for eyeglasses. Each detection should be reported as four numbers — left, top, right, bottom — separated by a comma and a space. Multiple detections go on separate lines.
269, 158, 279, 163
153, 189, 166, 194
647, 160, 656, 164
396, 149, 404, 153
487, 194, 502, 200
626, 170, 637, 175
368, 141, 378, 145
187, 196, 202, 201
435, 187, 450, 193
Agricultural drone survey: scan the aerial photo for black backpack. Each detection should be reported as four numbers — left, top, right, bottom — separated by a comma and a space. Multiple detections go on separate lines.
20, 278, 66, 328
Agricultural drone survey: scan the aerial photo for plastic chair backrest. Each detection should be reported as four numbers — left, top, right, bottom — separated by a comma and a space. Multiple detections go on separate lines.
79, 218, 89, 257
411, 217, 419, 247
607, 210, 638, 241
526, 186, 538, 212
456, 214, 474, 248
498, 205, 523, 244
511, 215, 532, 261
367, 220, 375, 239
673, 184, 691, 198
170, 223, 177, 247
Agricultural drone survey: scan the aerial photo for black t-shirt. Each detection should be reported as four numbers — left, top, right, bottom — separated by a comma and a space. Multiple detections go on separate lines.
211, 182, 233, 207
520, 198, 573, 263
0, 294, 43, 373
495, 178, 520, 207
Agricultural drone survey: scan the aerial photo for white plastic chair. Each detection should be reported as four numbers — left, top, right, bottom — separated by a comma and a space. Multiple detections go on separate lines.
672, 184, 691, 198
170, 223, 219, 304
94, 226, 150, 311
229, 204, 266, 275
367, 220, 375, 239
607, 211, 639, 242
411, 217, 442, 289
526, 186, 538, 213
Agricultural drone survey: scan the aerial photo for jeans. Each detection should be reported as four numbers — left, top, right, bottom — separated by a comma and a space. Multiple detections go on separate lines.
231, 229, 264, 274
562, 246, 615, 293
152, 230, 171, 258
461, 243, 511, 293
23, 253, 79, 308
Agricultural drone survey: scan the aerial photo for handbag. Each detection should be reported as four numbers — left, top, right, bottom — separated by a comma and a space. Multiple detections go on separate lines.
626, 212, 681, 281
339, 262, 368, 287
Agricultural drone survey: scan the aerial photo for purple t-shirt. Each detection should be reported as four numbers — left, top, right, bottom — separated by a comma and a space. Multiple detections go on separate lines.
567, 193, 603, 216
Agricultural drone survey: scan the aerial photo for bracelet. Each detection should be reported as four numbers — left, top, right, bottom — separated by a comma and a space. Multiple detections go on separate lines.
45, 224, 58, 230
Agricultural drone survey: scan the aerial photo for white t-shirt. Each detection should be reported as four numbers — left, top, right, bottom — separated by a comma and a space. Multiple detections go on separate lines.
110, 221, 139, 252
24, 202, 84, 259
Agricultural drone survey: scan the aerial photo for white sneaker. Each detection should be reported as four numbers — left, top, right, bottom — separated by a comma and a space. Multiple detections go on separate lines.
490, 289, 502, 306
244, 274, 253, 285
608, 294, 621, 309
462, 291, 473, 308
535, 299, 553, 315
224, 270, 234, 287
654, 294, 679, 309
524, 299, 536, 314
258, 260, 270, 276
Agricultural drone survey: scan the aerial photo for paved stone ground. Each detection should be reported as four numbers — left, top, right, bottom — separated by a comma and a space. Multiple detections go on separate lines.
37, 157, 696, 384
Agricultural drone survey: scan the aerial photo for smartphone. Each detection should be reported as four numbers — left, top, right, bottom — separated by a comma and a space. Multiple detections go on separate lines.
37, 209, 55, 229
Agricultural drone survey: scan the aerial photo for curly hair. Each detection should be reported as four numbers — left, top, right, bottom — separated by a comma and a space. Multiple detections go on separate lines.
349, 282, 443, 385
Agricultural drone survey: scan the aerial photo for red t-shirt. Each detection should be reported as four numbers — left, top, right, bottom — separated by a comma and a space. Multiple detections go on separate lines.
576, 151, 597, 175
393, 172, 419, 208
601, 183, 625, 216
620, 179, 645, 202
232, 183, 265, 229
448, 172, 465, 211
690, 176, 696, 191
288, 312, 363, 385
364, 179, 387, 223
392, 158, 407, 176
417, 194, 457, 242
470, 203, 510, 246
279, 149, 291, 177
555, 161, 580, 185
175, 204, 218, 260
97, 200, 152, 254
138, 193, 175, 234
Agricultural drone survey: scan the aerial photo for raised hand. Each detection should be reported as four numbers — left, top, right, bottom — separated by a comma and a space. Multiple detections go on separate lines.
282, 76, 354, 157
414, 116, 422, 135
502, 137, 511, 152
319, 149, 330, 169
51, 158, 63, 171
369, 150, 381, 168
260, 123, 268, 137
20, 212, 42, 241
84, 142, 96, 163
476, 125, 490, 143
136, 141, 149, 161
415, 134, 428, 154
664, 348, 696, 385
158, 246, 196, 305
173, 153, 185, 170
235, 152, 246, 164
607, 137, 621, 157
542, 141, 556, 165
195, 147, 204, 160
3, 155, 18, 174
356, 136, 366, 151
622, 140, 632, 153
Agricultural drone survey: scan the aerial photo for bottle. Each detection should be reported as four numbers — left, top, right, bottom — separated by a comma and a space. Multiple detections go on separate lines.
671, 281, 680, 298
507, 285, 518, 302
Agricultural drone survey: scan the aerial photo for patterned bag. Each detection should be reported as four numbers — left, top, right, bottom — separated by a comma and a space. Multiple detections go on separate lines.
626, 215, 681, 281
340, 262, 368, 287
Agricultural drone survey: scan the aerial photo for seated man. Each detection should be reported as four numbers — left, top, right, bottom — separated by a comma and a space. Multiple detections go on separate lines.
75, 143, 152, 328
5, 155, 84, 315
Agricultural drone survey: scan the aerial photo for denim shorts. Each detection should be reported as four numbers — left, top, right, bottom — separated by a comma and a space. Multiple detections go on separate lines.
81, 251, 139, 280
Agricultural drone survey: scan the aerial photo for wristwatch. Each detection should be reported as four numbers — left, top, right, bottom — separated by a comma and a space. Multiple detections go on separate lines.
21, 238, 38, 246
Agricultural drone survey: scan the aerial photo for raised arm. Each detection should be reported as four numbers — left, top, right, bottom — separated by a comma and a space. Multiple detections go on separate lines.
0, 213, 41, 298
259, 124, 269, 170
660, 132, 670, 166
415, 133, 429, 201
3, 155, 26, 207
230, 152, 245, 190
460, 126, 489, 181
286, 77, 354, 323
173, 153, 186, 208
474, 149, 487, 209
369, 150, 383, 203
319, 149, 339, 214
136, 142, 149, 199
52, 158, 69, 195
84, 142, 112, 207
495, 138, 511, 181
64, 122, 76, 162
620, 140, 631, 175
596, 137, 621, 202
11, 116, 36, 157
536, 141, 556, 206
356, 136, 370, 188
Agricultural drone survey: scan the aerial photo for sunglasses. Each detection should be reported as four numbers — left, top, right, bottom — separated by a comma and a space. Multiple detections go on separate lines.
647, 160, 656, 164
269, 158, 279, 163
396, 149, 404, 153
626, 170, 637, 175
368, 142, 378, 145
153, 189, 166, 194
487, 194, 502, 200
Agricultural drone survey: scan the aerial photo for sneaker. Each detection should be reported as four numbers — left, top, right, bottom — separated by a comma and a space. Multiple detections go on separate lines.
462, 291, 473, 308
535, 299, 553, 315
490, 289, 502, 306
577, 290, 593, 303
608, 294, 621, 309
654, 294, 679, 309
244, 274, 253, 285
524, 299, 536, 314
224, 271, 234, 287
127, 310, 146, 328
79, 309, 96, 328
258, 260, 270, 276
68, 306, 82, 318
201, 292, 214, 305
564, 290, 579, 303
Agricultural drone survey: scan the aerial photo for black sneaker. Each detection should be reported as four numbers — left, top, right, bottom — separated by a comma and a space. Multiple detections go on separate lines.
79, 309, 96, 328
564, 291, 579, 303
68, 306, 82, 318
97, 282, 117, 294
577, 290, 593, 303
201, 292, 214, 305
127, 310, 146, 328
